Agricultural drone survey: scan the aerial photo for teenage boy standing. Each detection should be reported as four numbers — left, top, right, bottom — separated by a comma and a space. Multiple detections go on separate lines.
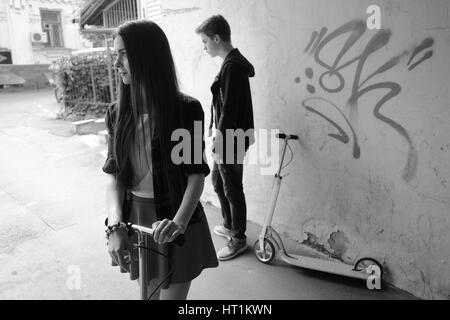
195, 15, 255, 261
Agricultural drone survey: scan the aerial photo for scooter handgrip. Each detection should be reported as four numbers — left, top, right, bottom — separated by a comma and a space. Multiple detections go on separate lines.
128, 222, 185, 246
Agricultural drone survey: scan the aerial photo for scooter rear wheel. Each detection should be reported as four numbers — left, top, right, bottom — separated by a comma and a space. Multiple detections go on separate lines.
353, 257, 383, 279
253, 239, 276, 264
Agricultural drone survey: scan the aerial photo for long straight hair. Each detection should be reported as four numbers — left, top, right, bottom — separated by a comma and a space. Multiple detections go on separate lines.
113, 20, 185, 210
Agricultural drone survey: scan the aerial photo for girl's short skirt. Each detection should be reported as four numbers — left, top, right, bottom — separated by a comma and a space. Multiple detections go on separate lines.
111, 193, 219, 292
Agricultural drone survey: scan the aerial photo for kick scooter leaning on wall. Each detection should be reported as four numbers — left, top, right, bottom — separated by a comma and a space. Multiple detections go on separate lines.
253, 133, 383, 286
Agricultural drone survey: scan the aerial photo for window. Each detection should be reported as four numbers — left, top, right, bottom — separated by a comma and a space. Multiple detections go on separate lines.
40, 9, 63, 47
10, 0, 24, 10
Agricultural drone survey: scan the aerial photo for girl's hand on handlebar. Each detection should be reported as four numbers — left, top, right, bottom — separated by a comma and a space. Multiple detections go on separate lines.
152, 219, 185, 244
108, 228, 132, 272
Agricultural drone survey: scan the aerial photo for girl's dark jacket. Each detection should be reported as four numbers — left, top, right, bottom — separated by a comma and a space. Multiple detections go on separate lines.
102, 93, 210, 225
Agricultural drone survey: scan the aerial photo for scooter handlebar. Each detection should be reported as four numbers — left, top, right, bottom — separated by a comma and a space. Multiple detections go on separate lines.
104, 218, 185, 246
129, 224, 154, 236
129, 223, 185, 246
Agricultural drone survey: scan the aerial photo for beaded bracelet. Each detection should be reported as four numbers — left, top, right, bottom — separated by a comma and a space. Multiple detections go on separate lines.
105, 222, 128, 239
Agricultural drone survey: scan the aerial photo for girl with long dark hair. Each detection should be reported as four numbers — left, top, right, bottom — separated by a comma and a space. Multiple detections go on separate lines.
103, 20, 218, 300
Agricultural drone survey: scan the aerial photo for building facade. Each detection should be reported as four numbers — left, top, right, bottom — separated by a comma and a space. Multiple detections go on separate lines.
0, 0, 91, 65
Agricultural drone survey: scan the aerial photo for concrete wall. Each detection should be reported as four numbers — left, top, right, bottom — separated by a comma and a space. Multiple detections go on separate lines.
0, 0, 89, 64
160, 0, 450, 299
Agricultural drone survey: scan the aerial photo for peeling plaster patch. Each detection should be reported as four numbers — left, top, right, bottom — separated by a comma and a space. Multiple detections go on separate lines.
162, 7, 200, 16
328, 231, 348, 260
301, 219, 337, 243
301, 219, 338, 258
302, 232, 330, 256
300, 219, 359, 263
329, 231, 360, 263
302, 229, 353, 262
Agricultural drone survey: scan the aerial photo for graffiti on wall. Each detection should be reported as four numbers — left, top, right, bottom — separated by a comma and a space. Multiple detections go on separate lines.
300, 20, 434, 182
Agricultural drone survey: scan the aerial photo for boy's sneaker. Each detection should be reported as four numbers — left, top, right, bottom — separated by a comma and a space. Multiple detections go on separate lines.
213, 224, 231, 239
217, 238, 248, 261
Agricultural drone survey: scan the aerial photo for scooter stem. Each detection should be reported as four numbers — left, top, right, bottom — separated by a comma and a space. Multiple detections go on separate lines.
259, 137, 289, 248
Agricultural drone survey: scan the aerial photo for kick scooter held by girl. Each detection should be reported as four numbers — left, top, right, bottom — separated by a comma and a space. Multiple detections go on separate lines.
106, 219, 184, 300
118, 223, 184, 300
130, 224, 186, 300
253, 133, 383, 286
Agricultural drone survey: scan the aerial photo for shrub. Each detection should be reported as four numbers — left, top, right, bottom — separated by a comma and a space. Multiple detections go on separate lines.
52, 48, 118, 121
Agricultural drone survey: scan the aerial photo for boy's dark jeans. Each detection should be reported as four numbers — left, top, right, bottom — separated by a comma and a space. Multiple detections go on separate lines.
211, 161, 247, 240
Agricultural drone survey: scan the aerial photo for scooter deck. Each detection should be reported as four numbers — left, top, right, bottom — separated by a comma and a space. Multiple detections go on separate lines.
281, 254, 370, 281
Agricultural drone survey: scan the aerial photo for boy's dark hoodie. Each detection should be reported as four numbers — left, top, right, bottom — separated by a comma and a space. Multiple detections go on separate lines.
210, 48, 255, 157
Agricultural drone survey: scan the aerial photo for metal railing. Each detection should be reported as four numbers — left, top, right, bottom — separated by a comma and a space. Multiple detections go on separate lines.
103, 0, 162, 27
55, 48, 119, 118
103, 0, 139, 28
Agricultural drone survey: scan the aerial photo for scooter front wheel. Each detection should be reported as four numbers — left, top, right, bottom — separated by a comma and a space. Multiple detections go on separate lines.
253, 239, 276, 264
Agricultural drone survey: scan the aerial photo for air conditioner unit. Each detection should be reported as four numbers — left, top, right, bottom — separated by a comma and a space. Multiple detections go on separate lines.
31, 32, 48, 43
